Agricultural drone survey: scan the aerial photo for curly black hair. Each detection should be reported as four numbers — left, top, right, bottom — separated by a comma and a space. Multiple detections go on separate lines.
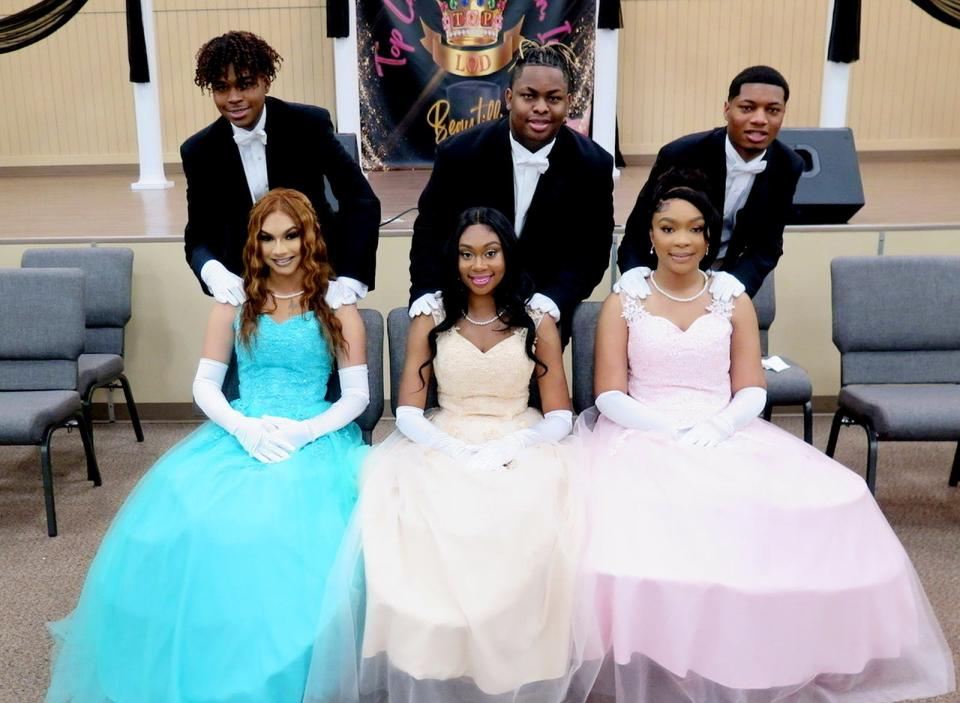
194, 31, 283, 91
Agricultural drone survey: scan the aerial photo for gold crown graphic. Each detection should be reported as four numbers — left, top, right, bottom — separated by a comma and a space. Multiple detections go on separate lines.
438, 0, 504, 47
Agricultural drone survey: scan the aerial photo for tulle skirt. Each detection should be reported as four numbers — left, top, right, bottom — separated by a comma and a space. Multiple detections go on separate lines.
46, 420, 366, 703
304, 408, 600, 703
575, 408, 955, 703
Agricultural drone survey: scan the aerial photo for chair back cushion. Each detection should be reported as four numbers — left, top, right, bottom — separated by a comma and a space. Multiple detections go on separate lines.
571, 302, 601, 414
325, 308, 384, 433
752, 272, 776, 356
22, 247, 133, 354
387, 308, 439, 415
0, 269, 84, 390
831, 256, 960, 385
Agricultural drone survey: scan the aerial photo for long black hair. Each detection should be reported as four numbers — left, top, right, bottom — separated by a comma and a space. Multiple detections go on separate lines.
646, 168, 723, 269
418, 207, 546, 387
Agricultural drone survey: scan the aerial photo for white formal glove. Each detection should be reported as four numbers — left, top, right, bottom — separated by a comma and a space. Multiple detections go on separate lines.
708, 271, 746, 302
200, 259, 246, 306
614, 266, 653, 299
678, 386, 767, 447
596, 390, 680, 435
192, 358, 293, 462
262, 365, 371, 450
466, 409, 572, 472
324, 277, 368, 309
526, 292, 561, 322
409, 292, 443, 318
395, 405, 479, 460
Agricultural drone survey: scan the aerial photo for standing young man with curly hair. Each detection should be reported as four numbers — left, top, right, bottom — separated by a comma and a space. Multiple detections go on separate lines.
182, 31, 380, 310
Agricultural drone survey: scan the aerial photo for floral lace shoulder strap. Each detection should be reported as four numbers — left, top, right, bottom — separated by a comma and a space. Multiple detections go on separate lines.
706, 293, 735, 320
619, 291, 649, 324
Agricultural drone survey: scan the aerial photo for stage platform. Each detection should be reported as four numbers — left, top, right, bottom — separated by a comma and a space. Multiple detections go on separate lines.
2, 152, 959, 242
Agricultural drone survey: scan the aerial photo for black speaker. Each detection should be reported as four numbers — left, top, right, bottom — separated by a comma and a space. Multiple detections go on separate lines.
777, 128, 865, 224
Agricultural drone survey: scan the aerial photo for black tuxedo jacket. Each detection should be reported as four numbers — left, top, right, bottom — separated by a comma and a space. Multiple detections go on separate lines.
410, 117, 614, 339
181, 97, 381, 291
619, 127, 803, 296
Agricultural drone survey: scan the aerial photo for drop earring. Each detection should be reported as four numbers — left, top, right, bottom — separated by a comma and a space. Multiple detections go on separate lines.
649, 245, 654, 255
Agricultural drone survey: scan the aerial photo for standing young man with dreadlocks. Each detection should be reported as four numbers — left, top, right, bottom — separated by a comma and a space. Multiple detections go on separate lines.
408, 41, 614, 345
182, 30, 381, 310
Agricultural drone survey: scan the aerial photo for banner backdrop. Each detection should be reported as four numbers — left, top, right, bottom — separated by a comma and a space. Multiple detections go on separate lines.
357, 0, 597, 168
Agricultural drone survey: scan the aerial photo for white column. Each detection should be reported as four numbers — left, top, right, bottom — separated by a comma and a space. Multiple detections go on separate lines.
593, 23, 620, 180
333, 0, 362, 138
819, 0, 852, 128
130, 0, 173, 190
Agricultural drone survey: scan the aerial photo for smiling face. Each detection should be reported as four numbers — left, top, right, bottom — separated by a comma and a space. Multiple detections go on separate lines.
258, 209, 304, 281
505, 65, 570, 152
650, 197, 708, 274
723, 82, 786, 160
212, 64, 268, 129
458, 223, 506, 296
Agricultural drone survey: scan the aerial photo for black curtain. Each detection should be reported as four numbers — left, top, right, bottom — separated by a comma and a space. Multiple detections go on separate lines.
327, 0, 349, 38
827, 0, 861, 63
125, 0, 149, 82
0, 0, 89, 54
910, 0, 960, 29
597, 0, 622, 30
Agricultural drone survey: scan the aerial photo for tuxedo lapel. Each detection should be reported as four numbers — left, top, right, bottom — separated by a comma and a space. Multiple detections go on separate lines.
704, 129, 729, 209
487, 119, 516, 218
521, 126, 569, 237
263, 97, 287, 189
212, 117, 253, 209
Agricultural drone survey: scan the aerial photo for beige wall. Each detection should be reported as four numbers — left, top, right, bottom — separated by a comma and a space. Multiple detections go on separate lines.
2, 0, 960, 165
2, 229, 958, 410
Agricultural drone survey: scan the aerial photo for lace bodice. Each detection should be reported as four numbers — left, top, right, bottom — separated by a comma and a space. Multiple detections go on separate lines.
432, 310, 537, 420
233, 312, 334, 419
621, 292, 734, 426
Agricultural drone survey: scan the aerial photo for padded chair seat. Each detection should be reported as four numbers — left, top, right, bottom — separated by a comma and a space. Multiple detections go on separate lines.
78, 353, 124, 395
764, 357, 813, 404
839, 384, 960, 440
0, 390, 81, 444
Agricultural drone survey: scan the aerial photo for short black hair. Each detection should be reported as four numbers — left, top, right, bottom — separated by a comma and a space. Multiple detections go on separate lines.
727, 65, 789, 103
509, 40, 576, 92
194, 31, 283, 91
647, 168, 722, 268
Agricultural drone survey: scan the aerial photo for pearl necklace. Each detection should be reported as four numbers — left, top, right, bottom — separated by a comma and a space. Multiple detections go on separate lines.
650, 270, 709, 303
464, 311, 501, 326
269, 289, 304, 300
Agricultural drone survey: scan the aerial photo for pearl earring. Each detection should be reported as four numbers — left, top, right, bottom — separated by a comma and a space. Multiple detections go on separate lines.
649, 245, 654, 255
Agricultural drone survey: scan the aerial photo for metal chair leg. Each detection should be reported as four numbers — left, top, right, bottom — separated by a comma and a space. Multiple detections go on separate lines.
802, 401, 814, 445
39, 426, 58, 537
362, 428, 373, 445
118, 374, 144, 442
864, 427, 879, 494
825, 409, 844, 457
762, 405, 773, 422
949, 443, 960, 488
76, 411, 102, 486
81, 394, 96, 453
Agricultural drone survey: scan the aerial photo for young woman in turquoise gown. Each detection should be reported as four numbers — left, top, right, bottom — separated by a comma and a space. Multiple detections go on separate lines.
46, 188, 369, 703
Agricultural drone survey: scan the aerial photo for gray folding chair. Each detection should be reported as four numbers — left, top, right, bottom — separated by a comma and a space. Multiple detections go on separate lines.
22, 247, 143, 447
0, 269, 100, 536
754, 273, 814, 443
325, 308, 384, 444
571, 302, 602, 414
826, 256, 960, 493
387, 308, 438, 416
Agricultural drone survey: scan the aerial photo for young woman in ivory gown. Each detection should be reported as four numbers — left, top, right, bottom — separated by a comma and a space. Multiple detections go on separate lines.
576, 172, 955, 702
46, 189, 369, 703
304, 207, 596, 703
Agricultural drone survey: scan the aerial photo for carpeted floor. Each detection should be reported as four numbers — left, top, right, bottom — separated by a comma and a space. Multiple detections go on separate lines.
1, 417, 957, 703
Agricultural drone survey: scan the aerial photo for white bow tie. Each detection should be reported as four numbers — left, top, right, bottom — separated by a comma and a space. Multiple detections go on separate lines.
728, 158, 766, 177
515, 151, 551, 175
233, 127, 267, 148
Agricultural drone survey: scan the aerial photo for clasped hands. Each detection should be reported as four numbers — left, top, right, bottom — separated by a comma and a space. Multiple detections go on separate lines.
232, 415, 316, 463
436, 432, 535, 472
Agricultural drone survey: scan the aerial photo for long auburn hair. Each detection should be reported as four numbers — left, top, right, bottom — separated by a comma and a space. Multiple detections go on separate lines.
239, 188, 346, 353
418, 206, 546, 387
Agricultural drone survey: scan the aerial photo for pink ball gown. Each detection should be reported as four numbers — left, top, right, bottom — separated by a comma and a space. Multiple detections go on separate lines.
575, 292, 955, 703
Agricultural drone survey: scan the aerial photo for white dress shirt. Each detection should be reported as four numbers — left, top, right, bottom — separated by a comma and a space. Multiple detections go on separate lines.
717, 135, 767, 263
231, 105, 269, 204
509, 132, 555, 236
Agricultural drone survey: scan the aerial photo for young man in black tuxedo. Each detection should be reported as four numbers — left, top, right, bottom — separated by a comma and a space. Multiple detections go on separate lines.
617, 65, 804, 301
182, 31, 380, 309
408, 42, 615, 344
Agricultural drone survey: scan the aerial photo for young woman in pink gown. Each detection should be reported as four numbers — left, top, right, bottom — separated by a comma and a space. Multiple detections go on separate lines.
577, 173, 955, 702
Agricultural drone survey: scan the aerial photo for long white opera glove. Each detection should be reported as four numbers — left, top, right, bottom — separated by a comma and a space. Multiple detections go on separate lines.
200, 260, 246, 306
408, 291, 443, 318
596, 390, 679, 434
708, 271, 746, 302
262, 365, 371, 451
678, 386, 767, 447
527, 293, 561, 322
466, 409, 573, 472
614, 266, 653, 299
192, 358, 293, 463
395, 405, 478, 460
324, 277, 368, 309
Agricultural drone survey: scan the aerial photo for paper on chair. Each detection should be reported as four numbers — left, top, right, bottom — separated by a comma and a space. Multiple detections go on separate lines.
762, 355, 791, 373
